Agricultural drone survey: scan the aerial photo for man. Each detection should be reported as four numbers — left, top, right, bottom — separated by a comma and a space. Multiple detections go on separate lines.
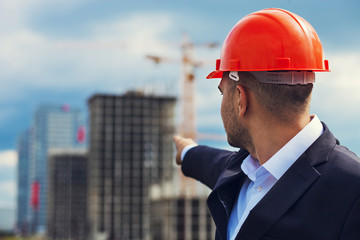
174, 8, 360, 240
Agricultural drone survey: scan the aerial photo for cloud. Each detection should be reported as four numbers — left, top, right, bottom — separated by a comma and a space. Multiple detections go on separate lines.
0, 0, 32, 32
90, 12, 175, 54
0, 10, 180, 103
0, 29, 47, 75
0, 181, 17, 196
0, 0, 83, 33
0, 181, 17, 208
0, 151, 17, 209
312, 50, 360, 114
0, 150, 18, 167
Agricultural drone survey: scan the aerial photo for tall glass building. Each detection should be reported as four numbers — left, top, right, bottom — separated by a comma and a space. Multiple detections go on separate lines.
17, 130, 31, 235
28, 104, 86, 234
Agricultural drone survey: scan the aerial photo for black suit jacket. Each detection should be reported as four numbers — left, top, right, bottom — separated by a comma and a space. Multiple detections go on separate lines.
181, 123, 360, 240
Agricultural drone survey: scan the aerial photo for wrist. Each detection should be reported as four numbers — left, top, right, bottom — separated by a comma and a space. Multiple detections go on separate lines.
181, 144, 198, 161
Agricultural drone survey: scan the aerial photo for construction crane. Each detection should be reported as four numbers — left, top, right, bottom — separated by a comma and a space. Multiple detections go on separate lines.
56, 35, 224, 141
147, 34, 219, 140
147, 35, 227, 197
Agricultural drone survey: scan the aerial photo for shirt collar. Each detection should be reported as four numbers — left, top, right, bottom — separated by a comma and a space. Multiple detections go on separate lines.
241, 155, 260, 181
241, 115, 323, 181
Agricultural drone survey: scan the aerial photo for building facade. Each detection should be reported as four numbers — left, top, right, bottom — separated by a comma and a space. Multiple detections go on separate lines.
16, 130, 31, 235
150, 175, 215, 240
47, 150, 88, 240
28, 105, 86, 234
150, 196, 215, 240
88, 92, 176, 240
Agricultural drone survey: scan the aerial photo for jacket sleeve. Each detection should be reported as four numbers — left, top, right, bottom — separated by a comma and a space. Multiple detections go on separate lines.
180, 145, 237, 190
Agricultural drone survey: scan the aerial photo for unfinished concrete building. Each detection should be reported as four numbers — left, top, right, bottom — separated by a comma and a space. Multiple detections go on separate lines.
150, 172, 215, 240
87, 92, 176, 240
47, 150, 88, 240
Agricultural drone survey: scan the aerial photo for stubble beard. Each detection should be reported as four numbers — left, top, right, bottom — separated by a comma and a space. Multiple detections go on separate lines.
222, 80, 254, 152
226, 122, 253, 152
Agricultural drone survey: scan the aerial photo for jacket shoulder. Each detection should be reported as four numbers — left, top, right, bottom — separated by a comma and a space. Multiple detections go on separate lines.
328, 144, 360, 178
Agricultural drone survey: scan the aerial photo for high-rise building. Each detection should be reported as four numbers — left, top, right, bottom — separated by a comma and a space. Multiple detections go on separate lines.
28, 105, 86, 234
47, 150, 88, 240
87, 92, 176, 240
16, 130, 31, 235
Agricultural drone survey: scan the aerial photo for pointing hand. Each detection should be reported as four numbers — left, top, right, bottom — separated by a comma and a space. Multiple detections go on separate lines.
173, 135, 198, 165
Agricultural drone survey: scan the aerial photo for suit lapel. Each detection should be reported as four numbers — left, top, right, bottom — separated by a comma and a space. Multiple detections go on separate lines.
235, 122, 338, 240
208, 150, 249, 240
208, 170, 247, 240
236, 153, 321, 240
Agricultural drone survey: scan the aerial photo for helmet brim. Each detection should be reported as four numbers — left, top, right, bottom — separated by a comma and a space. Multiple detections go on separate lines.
206, 70, 223, 79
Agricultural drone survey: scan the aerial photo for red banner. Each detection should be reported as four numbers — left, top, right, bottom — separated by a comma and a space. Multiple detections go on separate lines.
77, 126, 86, 143
31, 181, 40, 210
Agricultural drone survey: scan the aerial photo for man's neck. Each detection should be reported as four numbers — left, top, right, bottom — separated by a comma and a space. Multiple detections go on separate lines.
249, 114, 311, 165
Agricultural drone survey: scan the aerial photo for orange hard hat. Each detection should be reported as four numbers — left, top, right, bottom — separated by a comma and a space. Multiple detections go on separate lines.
207, 8, 330, 79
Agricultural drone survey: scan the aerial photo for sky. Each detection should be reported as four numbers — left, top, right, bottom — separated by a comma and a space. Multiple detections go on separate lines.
0, 0, 360, 216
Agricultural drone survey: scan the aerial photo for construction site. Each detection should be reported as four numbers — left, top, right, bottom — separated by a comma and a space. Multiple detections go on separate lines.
84, 36, 221, 240
7, 2, 360, 240
15, 33, 220, 240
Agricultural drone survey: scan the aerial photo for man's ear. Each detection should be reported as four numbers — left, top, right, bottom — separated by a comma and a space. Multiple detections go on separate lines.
236, 84, 248, 117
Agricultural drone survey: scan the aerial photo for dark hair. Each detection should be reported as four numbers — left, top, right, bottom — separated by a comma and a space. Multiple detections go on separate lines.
235, 72, 313, 122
